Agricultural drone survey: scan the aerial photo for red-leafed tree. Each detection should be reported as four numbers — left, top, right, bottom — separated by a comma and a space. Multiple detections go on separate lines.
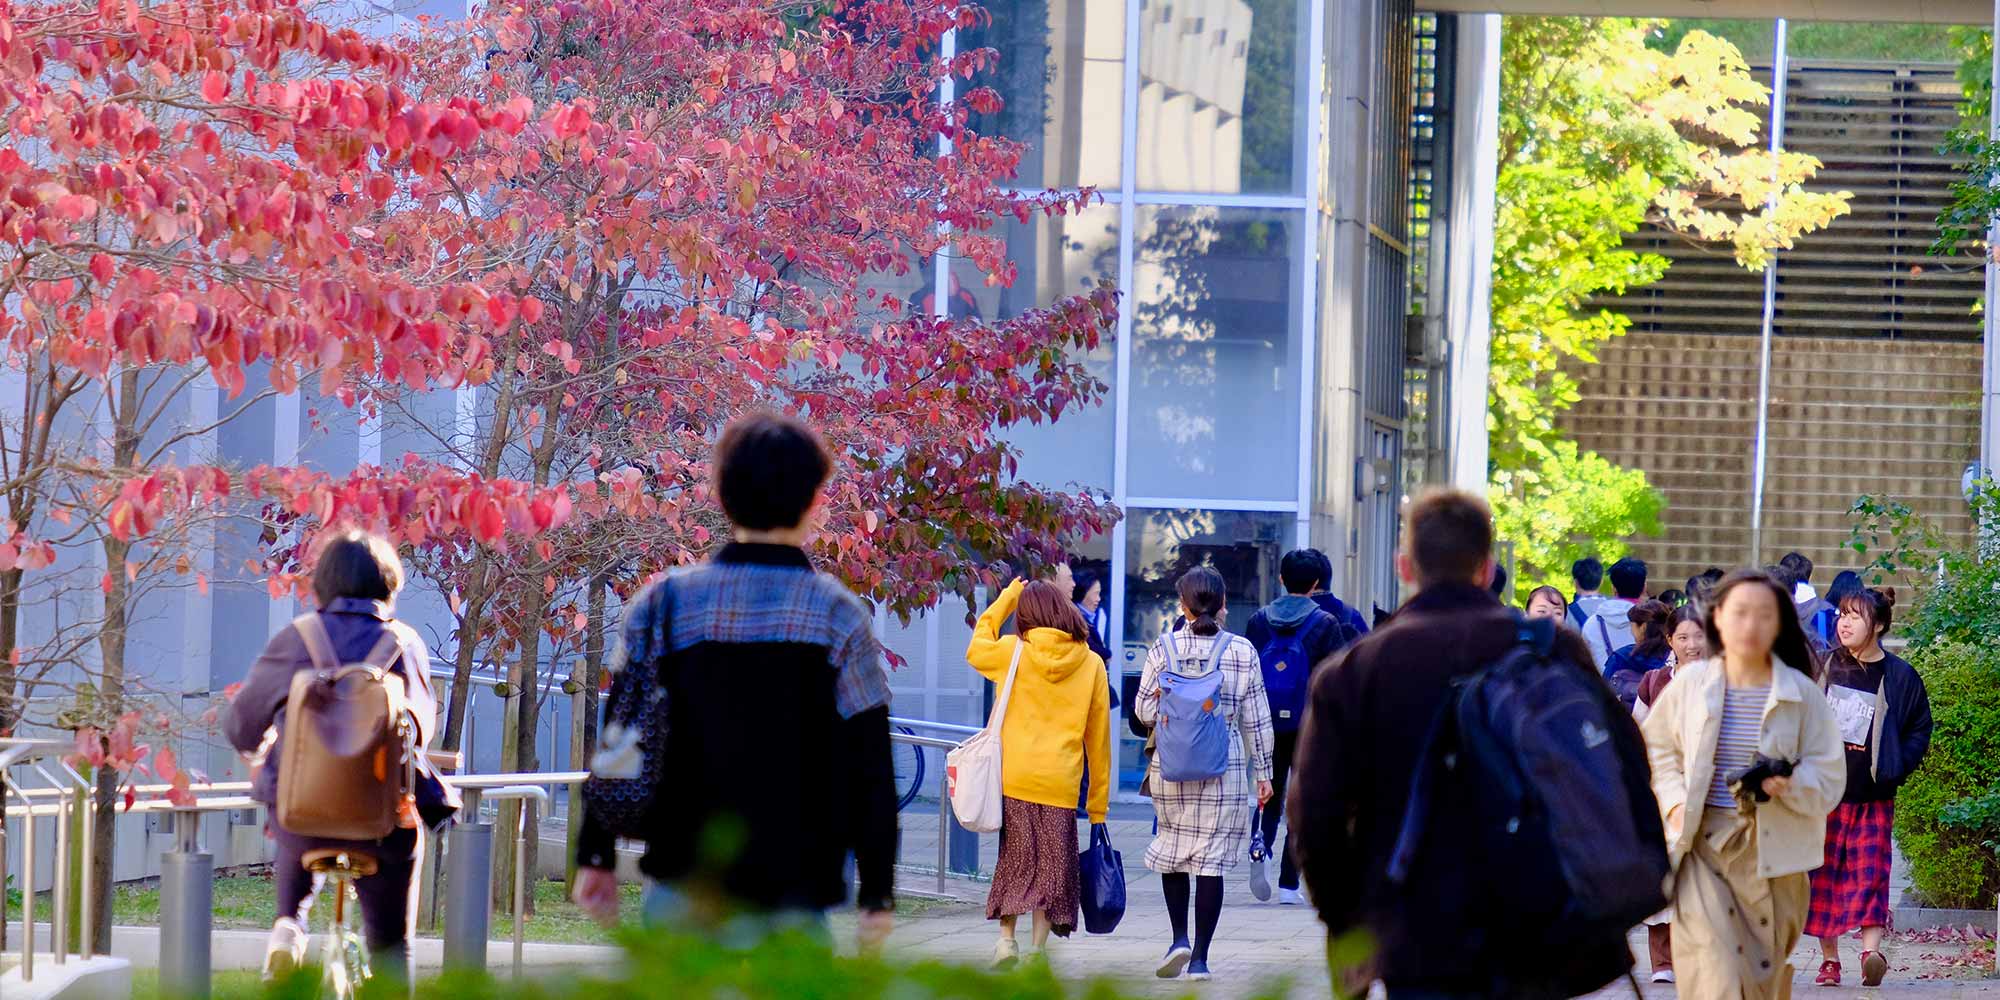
0, 0, 574, 945
270, 0, 1123, 901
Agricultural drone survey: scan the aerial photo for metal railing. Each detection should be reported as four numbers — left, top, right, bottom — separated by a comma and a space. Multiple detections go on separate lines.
1, 719, 976, 995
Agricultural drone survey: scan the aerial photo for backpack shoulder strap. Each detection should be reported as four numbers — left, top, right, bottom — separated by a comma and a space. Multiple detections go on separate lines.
293, 613, 339, 674
1203, 630, 1233, 675
360, 628, 404, 673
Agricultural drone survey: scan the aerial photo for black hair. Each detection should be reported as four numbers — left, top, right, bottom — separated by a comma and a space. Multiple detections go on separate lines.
1306, 548, 1334, 594
1628, 600, 1673, 661
1070, 570, 1102, 605
1832, 587, 1897, 659
1780, 551, 1814, 586
313, 530, 404, 607
1701, 567, 1725, 584
1655, 589, 1686, 609
1607, 556, 1647, 599
1704, 570, 1819, 679
1571, 556, 1604, 592
1176, 566, 1226, 637
1669, 602, 1703, 633
1824, 570, 1864, 610
713, 410, 834, 531
1279, 549, 1322, 595
1526, 585, 1566, 616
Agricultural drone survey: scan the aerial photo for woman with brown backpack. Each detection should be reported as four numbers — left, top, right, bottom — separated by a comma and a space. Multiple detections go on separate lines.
223, 530, 442, 990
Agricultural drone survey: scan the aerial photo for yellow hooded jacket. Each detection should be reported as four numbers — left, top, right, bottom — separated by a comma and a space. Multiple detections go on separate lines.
965, 579, 1113, 823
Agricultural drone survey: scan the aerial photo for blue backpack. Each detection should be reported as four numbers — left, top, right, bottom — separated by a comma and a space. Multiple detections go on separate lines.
1256, 614, 1326, 733
1154, 630, 1233, 783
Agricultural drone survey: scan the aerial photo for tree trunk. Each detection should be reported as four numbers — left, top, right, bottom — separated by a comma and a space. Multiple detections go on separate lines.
89, 368, 139, 952
564, 573, 608, 890
492, 612, 544, 916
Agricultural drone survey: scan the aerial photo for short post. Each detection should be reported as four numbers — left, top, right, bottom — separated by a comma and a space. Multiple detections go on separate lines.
159, 810, 214, 1000
934, 786, 949, 895
513, 801, 529, 978
443, 788, 493, 972
946, 805, 979, 879
50, 785, 70, 963
15, 790, 35, 983
76, 779, 93, 960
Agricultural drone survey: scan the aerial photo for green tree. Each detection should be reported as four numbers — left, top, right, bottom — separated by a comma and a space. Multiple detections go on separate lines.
1490, 18, 1851, 596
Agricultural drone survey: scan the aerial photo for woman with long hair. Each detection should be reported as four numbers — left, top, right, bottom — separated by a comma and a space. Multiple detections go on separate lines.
1641, 571, 1844, 998
965, 578, 1114, 967
1135, 567, 1274, 982
1806, 587, 1931, 987
1603, 599, 1672, 707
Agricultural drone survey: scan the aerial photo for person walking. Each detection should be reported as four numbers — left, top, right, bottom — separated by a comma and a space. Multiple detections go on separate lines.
1807, 586, 1932, 988
1135, 566, 1275, 982
966, 578, 1114, 967
1641, 570, 1845, 1000
1074, 571, 1114, 667
1581, 556, 1649, 668
1288, 491, 1659, 998
1633, 602, 1708, 984
224, 530, 440, 990
1603, 599, 1672, 707
572, 412, 898, 953
1243, 551, 1348, 905
1524, 584, 1568, 625
1305, 548, 1370, 641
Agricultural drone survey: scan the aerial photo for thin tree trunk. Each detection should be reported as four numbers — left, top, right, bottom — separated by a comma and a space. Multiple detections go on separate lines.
492, 613, 544, 916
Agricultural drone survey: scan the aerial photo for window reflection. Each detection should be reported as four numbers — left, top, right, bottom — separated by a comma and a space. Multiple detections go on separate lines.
1136, 0, 1307, 194
1127, 206, 1303, 500
953, 207, 1121, 491
962, 0, 1126, 190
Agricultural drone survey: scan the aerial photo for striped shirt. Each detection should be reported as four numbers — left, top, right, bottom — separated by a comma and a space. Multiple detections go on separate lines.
1708, 685, 1769, 808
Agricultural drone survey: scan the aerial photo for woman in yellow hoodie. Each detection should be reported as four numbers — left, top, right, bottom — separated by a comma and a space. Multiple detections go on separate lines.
966, 577, 1114, 967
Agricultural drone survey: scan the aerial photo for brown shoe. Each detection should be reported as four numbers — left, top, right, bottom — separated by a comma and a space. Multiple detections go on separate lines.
1861, 950, 1888, 987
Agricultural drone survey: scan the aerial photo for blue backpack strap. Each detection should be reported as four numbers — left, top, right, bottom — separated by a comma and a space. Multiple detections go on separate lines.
1202, 630, 1232, 676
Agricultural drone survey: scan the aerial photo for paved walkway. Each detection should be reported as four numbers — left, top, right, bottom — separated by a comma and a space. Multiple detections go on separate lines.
870, 803, 2000, 998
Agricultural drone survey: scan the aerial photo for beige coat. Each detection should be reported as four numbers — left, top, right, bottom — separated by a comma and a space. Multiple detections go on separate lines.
1641, 656, 1845, 879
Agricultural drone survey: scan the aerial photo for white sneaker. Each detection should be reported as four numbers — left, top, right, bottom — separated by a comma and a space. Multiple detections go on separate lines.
991, 937, 1020, 970
1650, 969, 1675, 984
1248, 859, 1272, 901
262, 918, 308, 983
1278, 887, 1305, 906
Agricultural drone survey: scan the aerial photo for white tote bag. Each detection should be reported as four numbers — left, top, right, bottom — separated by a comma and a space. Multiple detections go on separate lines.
945, 639, 1023, 834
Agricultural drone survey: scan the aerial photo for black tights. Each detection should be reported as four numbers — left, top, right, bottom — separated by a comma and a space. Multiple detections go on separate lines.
1160, 872, 1224, 960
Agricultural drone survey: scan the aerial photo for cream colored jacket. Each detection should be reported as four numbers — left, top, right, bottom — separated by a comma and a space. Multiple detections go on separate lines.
1640, 656, 1846, 879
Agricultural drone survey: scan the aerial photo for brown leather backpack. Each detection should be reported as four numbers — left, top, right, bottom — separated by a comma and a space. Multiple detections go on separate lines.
275, 614, 416, 841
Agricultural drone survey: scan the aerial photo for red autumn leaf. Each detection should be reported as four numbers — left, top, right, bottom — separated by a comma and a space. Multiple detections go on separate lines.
201, 69, 228, 103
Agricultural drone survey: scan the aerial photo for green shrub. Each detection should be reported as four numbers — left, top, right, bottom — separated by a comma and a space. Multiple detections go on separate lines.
1895, 641, 2000, 908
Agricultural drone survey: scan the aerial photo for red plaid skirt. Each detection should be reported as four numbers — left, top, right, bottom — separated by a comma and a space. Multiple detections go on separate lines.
1805, 799, 1894, 938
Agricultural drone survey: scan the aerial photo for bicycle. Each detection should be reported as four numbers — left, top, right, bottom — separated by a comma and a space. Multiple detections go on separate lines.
301, 848, 377, 1000
891, 725, 925, 811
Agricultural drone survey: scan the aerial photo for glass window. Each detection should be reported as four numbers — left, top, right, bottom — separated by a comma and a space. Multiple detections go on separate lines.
961, 0, 1127, 191
1116, 507, 1293, 788
952, 205, 1121, 492
1126, 205, 1303, 501
1136, 0, 1308, 194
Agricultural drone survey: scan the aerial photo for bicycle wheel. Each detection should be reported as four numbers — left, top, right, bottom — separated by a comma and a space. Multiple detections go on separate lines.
891, 726, 924, 811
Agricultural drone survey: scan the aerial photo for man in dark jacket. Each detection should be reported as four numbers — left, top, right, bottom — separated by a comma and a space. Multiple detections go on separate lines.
1242, 550, 1350, 904
572, 412, 897, 952
1287, 489, 1658, 998
1306, 547, 1369, 643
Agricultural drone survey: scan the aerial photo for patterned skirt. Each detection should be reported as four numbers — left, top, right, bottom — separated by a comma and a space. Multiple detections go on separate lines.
985, 797, 1079, 936
1805, 799, 1895, 938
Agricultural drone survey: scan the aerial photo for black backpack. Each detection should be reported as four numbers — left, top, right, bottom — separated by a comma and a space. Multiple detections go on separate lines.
1387, 616, 1668, 981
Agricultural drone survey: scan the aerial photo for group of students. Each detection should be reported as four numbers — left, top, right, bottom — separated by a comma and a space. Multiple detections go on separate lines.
1517, 548, 1934, 991
962, 547, 1366, 979
221, 410, 1936, 1000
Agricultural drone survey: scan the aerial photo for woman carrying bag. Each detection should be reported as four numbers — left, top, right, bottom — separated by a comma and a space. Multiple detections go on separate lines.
965, 578, 1114, 968
1135, 567, 1274, 983
1641, 570, 1845, 999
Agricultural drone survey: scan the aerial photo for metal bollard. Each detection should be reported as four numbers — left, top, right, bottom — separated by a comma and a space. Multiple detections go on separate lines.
18, 790, 35, 983
159, 810, 214, 1000
946, 805, 979, 878
443, 788, 493, 972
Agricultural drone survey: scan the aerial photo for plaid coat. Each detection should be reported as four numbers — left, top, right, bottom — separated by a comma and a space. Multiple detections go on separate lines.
1135, 627, 1275, 876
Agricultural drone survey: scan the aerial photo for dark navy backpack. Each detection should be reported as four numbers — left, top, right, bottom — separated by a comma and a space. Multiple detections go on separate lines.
1388, 616, 1668, 959
1257, 614, 1327, 733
